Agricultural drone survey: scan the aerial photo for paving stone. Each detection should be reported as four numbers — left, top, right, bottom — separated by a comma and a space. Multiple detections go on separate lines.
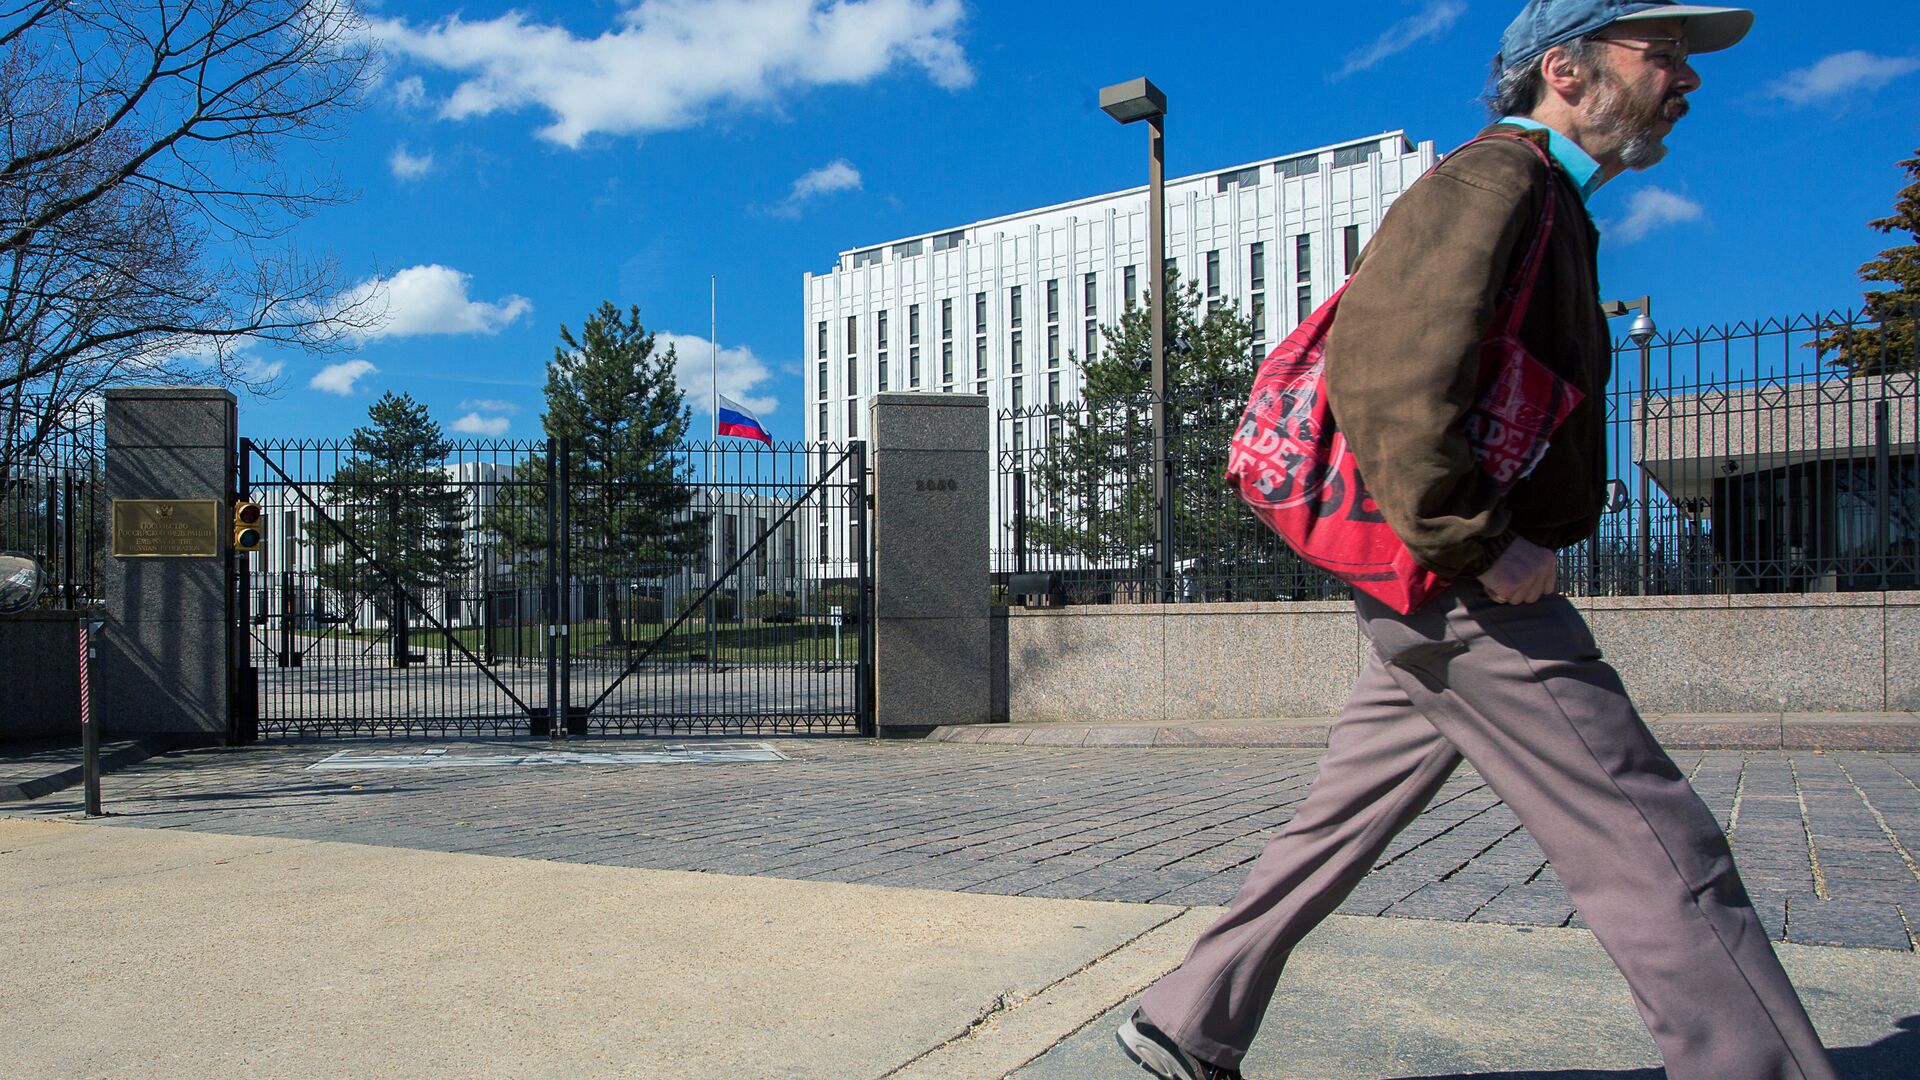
1785, 897, 1915, 951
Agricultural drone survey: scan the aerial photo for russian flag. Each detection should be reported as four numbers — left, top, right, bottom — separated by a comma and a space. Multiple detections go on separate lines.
716, 393, 773, 444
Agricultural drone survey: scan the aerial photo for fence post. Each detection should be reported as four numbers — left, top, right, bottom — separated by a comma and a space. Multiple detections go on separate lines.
100, 387, 239, 742
1012, 469, 1027, 575
1876, 399, 1891, 591
866, 392, 991, 736
1636, 339, 1652, 596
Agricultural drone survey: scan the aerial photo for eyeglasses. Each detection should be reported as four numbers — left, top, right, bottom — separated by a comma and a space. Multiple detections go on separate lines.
1597, 34, 1690, 69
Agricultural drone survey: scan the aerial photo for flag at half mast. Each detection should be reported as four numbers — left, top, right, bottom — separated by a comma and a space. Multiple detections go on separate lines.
716, 394, 773, 444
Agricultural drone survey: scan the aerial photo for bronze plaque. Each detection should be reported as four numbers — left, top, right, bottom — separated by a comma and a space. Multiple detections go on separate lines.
112, 499, 222, 558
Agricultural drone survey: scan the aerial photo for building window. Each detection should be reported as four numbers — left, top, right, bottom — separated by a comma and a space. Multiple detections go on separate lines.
1249, 242, 1266, 351
973, 292, 987, 380
1009, 284, 1024, 374
846, 398, 859, 438
755, 516, 768, 577
1332, 142, 1377, 168
1277, 155, 1318, 179
877, 309, 890, 391
1046, 278, 1060, 367
1295, 233, 1313, 324
941, 298, 954, 388
1206, 249, 1223, 315
816, 321, 828, 400
1342, 225, 1361, 278
1011, 378, 1024, 411
817, 402, 827, 439
845, 314, 858, 395
1123, 264, 1138, 309
724, 513, 739, 566
1047, 370, 1060, 405
909, 304, 922, 388
931, 229, 964, 252
1082, 272, 1098, 363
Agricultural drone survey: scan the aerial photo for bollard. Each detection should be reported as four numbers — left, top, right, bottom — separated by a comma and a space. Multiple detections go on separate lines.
80, 620, 102, 817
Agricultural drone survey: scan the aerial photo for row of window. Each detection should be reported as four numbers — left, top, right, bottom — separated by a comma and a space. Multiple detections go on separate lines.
814, 226, 1368, 435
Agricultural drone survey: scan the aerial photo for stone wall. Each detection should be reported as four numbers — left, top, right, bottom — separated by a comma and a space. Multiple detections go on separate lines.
1003, 591, 1920, 722
0, 611, 82, 740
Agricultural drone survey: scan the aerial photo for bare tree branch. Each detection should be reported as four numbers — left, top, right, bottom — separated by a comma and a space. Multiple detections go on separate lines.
0, 0, 376, 476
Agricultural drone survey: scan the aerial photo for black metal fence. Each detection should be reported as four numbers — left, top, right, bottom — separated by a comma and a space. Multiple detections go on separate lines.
239, 436, 870, 738
0, 394, 104, 609
996, 308, 1917, 602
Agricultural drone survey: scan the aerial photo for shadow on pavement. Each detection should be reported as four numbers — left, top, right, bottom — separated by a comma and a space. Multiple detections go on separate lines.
1393, 1015, 1919, 1079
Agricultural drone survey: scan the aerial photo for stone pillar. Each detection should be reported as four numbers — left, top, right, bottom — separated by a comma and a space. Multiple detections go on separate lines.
868, 392, 993, 735
101, 388, 237, 740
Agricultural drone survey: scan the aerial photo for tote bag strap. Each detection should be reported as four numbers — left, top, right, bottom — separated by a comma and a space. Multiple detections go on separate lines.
1446, 133, 1559, 339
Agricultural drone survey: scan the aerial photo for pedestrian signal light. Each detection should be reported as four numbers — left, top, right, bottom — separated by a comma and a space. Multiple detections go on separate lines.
232, 500, 264, 553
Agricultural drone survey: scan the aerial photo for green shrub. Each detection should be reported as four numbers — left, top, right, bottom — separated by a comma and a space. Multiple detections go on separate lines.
746, 592, 799, 622
624, 593, 665, 623
672, 590, 736, 622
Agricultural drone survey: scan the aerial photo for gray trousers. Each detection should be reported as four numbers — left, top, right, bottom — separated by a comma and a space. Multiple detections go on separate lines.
1138, 585, 1836, 1079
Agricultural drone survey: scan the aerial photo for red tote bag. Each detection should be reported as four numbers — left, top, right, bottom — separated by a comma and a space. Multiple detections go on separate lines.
1224, 134, 1582, 614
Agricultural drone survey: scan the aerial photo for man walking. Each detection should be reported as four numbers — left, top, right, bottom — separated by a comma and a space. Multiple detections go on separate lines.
1118, 3, 1839, 1079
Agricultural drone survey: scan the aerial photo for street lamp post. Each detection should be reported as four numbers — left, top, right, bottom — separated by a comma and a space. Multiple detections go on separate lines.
1603, 296, 1657, 595
1099, 77, 1173, 601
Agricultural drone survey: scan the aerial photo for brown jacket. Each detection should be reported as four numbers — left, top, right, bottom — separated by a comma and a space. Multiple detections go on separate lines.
1323, 123, 1610, 580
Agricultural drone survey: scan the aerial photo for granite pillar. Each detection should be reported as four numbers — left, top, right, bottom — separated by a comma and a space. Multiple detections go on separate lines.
869, 393, 992, 735
101, 388, 237, 740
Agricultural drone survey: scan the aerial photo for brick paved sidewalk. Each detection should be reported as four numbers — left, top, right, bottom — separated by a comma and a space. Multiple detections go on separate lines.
11, 741, 1918, 951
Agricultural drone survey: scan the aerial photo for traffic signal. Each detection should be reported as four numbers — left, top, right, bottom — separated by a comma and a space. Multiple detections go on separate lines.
232, 500, 264, 553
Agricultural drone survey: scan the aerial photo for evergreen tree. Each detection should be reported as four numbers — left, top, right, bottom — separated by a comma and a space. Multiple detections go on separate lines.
1025, 272, 1312, 599
486, 303, 705, 645
1820, 149, 1920, 376
306, 392, 471, 635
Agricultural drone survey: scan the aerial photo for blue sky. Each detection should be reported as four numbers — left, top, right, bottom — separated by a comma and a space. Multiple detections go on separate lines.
242, 0, 1920, 444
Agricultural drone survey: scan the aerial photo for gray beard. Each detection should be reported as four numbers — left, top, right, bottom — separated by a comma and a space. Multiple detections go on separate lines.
1589, 72, 1671, 171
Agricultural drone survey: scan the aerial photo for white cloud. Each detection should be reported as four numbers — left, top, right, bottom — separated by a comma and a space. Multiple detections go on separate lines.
310, 359, 378, 395
459, 398, 520, 414
374, 0, 973, 147
772, 159, 862, 217
337, 265, 532, 341
1768, 51, 1920, 106
392, 75, 428, 109
389, 143, 434, 180
451, 412, 512, 436
1609, 187, 1704, 245
241, 358, 287, 384
1335, 1, 1465, 79
656, 333, 778, 418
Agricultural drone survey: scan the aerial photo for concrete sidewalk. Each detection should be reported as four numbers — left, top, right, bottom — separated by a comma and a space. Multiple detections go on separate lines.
3, 817, 1913, 1079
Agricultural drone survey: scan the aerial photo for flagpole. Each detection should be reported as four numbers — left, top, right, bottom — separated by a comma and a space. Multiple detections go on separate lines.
708, 274, 719, 671
711, 276, 719, 443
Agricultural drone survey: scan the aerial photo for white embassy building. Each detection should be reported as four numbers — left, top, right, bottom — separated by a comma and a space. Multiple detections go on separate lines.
801, 129, 1438, 448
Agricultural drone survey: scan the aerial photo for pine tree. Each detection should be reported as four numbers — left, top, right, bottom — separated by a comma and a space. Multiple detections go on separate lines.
486, 303, 705, 645
1024, 272, 1313, 599
1820, 149, 1920, 376
305, 392, 471, 646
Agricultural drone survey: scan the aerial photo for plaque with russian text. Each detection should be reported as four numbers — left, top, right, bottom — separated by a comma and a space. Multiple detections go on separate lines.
112, 499, 221, 558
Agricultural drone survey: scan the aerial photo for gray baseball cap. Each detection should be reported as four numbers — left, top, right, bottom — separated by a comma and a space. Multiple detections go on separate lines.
1500, 0, 1754, 67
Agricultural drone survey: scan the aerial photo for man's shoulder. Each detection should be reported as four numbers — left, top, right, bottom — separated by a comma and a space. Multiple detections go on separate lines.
1427, 124, 1554, 198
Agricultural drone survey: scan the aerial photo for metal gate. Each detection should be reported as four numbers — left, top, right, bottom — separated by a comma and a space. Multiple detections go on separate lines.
234, 436, 871, 738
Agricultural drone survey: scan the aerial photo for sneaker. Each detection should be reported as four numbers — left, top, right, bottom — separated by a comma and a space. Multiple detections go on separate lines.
1115, 1009, 1245, 1080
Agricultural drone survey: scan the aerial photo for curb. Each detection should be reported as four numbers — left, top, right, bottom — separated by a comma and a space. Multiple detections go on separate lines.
0, 737, 178, 802
925, 714, 1920, 752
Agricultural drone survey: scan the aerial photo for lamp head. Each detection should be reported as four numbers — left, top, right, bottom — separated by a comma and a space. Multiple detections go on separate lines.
1627, 311, 1657, 346
1099, 77, 1166, 124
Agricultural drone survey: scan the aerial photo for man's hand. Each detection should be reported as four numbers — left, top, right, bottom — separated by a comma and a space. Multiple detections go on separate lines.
1478, 536, 1559, 604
